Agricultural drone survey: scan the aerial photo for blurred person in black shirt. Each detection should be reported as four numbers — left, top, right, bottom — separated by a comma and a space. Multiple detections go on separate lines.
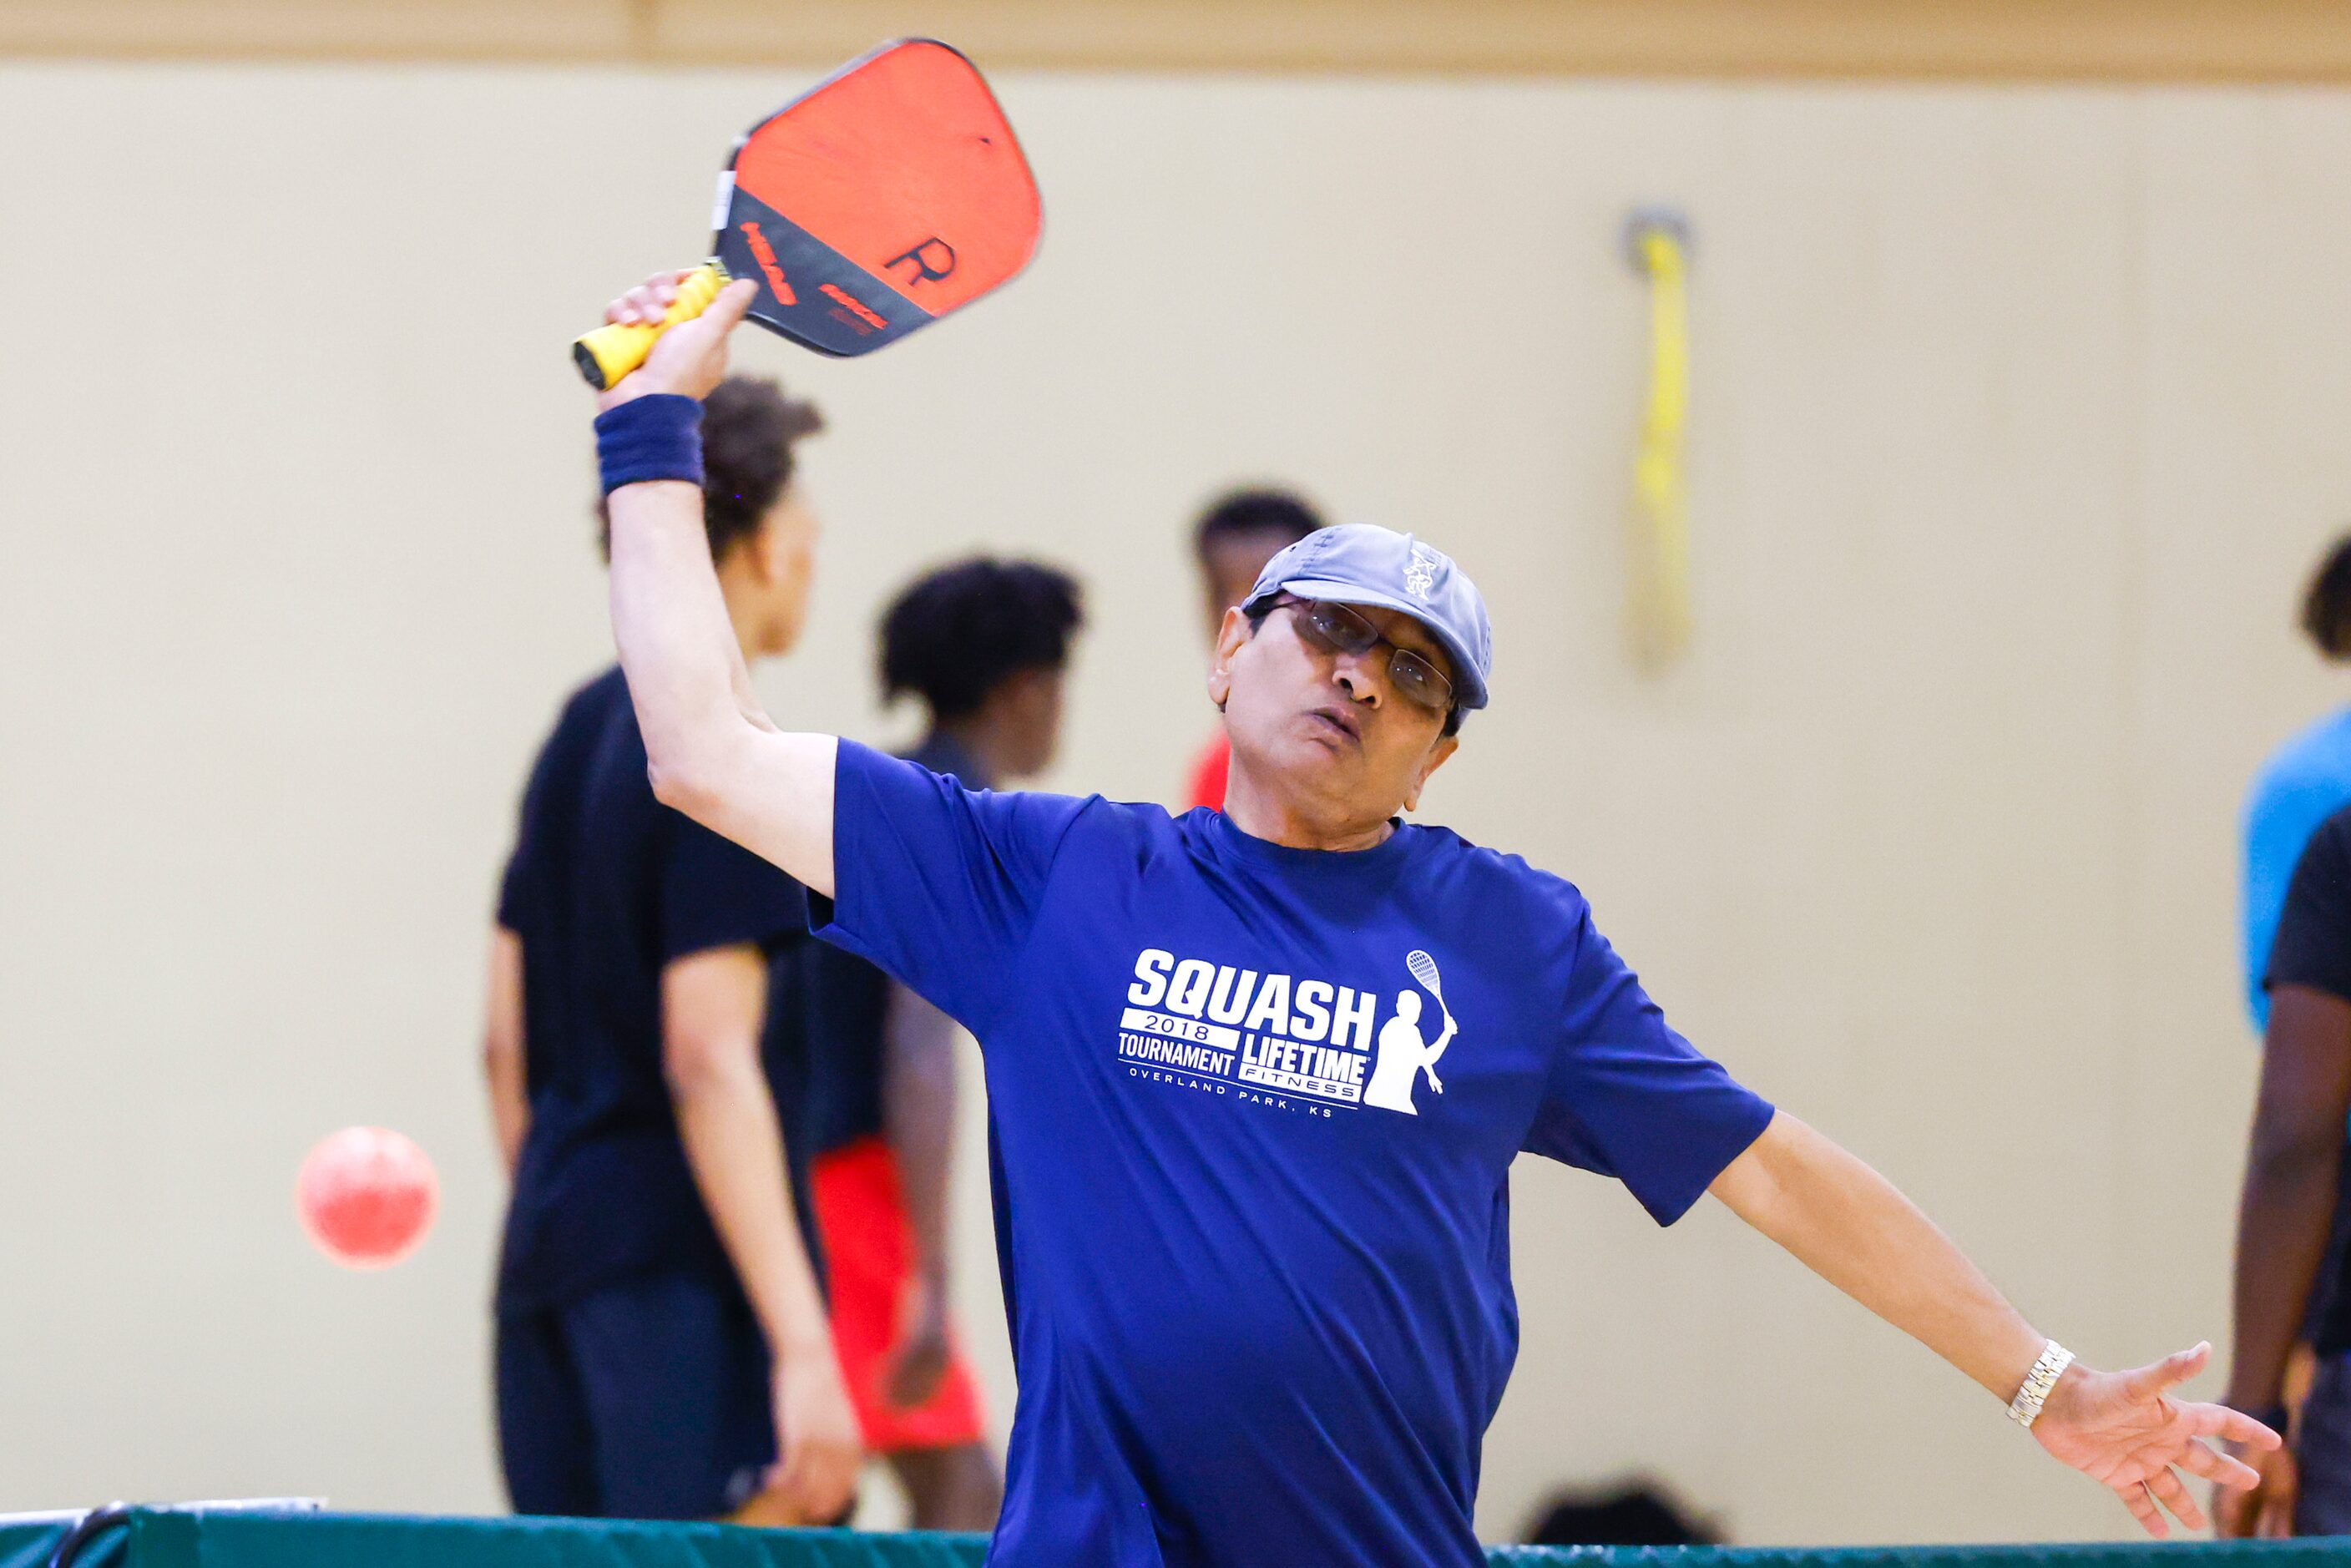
2225, 802, 2351, 1534
483, 377, 857, 1524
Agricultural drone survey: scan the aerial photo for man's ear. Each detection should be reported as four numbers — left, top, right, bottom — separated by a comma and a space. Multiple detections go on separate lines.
999, 665, 1056, 721
1401, 733, 1459, 814
1206, 606, 1251, 711
749, 513, 790, 584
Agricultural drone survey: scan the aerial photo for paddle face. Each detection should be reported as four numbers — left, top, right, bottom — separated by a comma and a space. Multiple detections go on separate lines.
712, 39, 1041, 357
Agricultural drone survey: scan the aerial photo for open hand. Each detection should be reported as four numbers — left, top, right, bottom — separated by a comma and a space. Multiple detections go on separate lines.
2030, 1343, 2281, 1536
594, 270, 759, 411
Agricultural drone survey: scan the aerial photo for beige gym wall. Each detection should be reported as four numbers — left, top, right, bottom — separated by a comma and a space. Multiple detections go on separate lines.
2, 60, 2347, 1545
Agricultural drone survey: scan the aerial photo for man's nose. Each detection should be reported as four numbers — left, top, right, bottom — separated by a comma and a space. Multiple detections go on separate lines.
1332, 652, 1383, 706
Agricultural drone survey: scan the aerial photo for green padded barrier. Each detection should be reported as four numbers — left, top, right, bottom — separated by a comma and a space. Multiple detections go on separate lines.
1487, 1548, 2351, 1566
0, 1514, 128, 1568
159, 1512, 986, 1568
13, 1509, 2351, 1568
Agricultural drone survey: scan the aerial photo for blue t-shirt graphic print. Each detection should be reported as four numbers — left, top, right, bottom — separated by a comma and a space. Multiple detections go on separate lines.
811, 743, 1773, 1568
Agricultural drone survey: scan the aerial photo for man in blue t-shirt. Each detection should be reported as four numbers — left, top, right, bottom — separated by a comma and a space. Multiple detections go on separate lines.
2242, 534, 2351, 1031
485, 375, 857, 1524
580, 273, 2278, 1563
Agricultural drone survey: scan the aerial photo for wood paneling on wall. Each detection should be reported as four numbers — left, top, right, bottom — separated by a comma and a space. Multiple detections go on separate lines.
5, 0, 2351, 80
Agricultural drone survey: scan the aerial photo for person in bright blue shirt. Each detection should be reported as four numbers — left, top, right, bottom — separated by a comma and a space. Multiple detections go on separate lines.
581, 271, 2278, 1564
2242, 535, 2351, 1030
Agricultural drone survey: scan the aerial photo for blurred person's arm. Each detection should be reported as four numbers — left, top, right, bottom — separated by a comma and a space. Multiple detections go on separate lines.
596, 275, 836, 893
1711, 1111, 2274, 1537
882, 979, 959, 1408
2219, 984, 2351, 1535
483, 927, 527, 1176
2217, 812, 2351, 1535
664, 945, 861, 1522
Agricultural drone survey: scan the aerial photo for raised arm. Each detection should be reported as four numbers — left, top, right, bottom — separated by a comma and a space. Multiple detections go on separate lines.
595, 271, 837, 893
1711, 1110, 2278, 1536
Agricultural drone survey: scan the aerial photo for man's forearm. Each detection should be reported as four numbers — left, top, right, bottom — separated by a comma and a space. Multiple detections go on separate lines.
1712, 1108, 2276, 1535
2226, 1139, 2343, 1410
1712, 1112, 2044, 1401
2227, 984, 2351, 1411
674, 1047, 834, 1356
606, 480, 763, 795
603, 478, 838, 893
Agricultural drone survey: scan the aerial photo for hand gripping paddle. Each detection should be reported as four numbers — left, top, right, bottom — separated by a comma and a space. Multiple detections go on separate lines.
573, 39, 1041, 387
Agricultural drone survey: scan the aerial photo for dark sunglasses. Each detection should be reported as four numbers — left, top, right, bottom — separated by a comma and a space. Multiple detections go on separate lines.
1269, 596, 1455, 716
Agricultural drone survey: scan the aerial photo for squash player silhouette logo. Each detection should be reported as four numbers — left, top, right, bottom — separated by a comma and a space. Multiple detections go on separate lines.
1367, 950, 1459, 1115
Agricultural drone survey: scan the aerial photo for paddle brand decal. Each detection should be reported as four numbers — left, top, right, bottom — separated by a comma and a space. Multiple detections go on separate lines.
820, 284, 889, 331
1117, 948, 1459, 1117
886, 237, 958, 285
713, 188, 933, 357
738, 220, 796, 305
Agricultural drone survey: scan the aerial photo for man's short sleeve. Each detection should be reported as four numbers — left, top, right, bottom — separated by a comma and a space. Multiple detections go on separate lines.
660, 813, 808, 964
1522, 906, 1774, 1226
496, 847, 528, 933
811, 741, 1089, 1030
497, 741, 559, 935
2268, 807, 2351, 1005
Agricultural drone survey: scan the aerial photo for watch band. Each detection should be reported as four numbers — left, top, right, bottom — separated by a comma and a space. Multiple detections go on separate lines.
2008, 1340, 2076, 1429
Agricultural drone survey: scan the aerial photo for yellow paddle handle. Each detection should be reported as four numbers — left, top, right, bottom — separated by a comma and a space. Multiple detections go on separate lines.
571, 263, 730, 390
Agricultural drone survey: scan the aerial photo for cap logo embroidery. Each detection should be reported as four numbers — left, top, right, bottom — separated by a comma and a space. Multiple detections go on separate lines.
1403, 544, 1439, 602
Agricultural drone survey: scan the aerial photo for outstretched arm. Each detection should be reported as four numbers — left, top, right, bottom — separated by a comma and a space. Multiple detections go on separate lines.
596, 271, 837, 893
1711, 1111, 2278, 1536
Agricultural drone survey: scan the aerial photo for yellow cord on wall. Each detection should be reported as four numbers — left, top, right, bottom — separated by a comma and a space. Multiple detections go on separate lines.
1627, 216, 1691, 669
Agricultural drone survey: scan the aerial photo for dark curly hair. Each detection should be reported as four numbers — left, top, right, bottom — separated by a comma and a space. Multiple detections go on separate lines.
2303, 532, 2351, 660
597, 375, 823, 560
1192, 487, 1324, 562
880, 558, 1084, 721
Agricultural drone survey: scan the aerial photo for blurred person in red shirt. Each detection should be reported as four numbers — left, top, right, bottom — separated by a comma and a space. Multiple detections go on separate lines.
1182, 489, 1326, 810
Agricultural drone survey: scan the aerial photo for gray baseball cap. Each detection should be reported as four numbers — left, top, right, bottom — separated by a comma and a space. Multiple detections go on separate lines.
1241, 523, 1492, 710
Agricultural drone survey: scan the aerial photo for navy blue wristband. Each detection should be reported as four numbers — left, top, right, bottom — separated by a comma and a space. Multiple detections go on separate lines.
595, 394, 705, 494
